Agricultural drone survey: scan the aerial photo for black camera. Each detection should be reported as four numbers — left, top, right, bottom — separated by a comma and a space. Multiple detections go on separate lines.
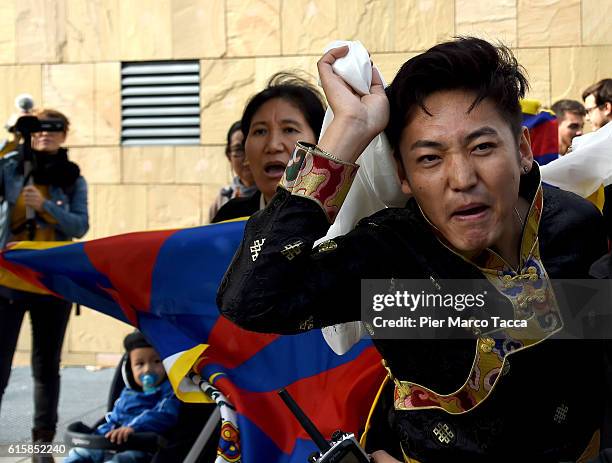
278, 389, 370, 463
14, 115, 65, 134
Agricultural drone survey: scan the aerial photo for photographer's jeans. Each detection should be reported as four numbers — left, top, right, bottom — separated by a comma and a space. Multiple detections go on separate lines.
0, 294, 71, 432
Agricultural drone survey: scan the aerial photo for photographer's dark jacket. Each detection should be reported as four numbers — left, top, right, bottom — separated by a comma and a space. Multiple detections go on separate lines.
0, 148, 88, 248
217, 145, 611, 462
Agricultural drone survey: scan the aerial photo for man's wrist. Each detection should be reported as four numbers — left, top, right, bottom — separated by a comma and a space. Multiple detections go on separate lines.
319, 117, 375, 163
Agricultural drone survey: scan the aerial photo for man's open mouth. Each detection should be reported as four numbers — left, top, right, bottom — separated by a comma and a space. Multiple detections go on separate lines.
452, 204, 489, 218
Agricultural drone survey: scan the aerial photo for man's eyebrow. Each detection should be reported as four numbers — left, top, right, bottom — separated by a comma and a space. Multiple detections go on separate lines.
409, 140, 445, 151
465, 126, 499, 143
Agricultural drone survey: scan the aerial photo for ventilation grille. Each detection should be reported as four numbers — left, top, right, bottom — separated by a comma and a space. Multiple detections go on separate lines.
121, 61, 200, 146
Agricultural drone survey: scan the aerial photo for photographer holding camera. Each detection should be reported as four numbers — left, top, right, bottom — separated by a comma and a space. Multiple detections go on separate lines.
0, 108, 88, 461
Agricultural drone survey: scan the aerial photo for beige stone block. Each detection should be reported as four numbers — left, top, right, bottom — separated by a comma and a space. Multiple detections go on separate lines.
119, 0, 172, 61
61, 352, 96, 366
0, 0, 16, 64
582, 0, 612, 45
69, 147, 121, 184
550, 46, 612, 103
0, 65, 42, 134
227, 0, 281, 57
65, 0, 120, 62
16, 312, 32, 352
395, 0, 455, 52
175, 145, 231, 185
16, 0, 67, 63
202, 183, 225, 224
254, 55, 320, 90
456, 0, 516, 46
281, 0, 337, 54
201, 59, 257, 145
172, 0, 225, 58
518, 0, 580, 47
515, 48, 550, 106
67, 307, 133, 353
336, 0, 393, 52
371, 53, 418, 83
147, 185, 201, 229
122, 146, 175, 184
95, 62, 121, 145
42, 63, 95, 146
94, 185, 147, 237
96, 353, 124, 366
12, 351, 31, 366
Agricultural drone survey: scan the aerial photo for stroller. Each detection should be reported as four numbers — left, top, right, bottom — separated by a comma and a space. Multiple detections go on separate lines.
65, 354, 219, 463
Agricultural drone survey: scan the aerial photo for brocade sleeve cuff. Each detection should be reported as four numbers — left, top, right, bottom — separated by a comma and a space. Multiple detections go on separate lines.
279, 141, 359, 223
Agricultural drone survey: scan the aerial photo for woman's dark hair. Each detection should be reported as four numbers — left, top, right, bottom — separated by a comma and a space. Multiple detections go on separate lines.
241, 72, 326, 141
225, 120, 242, 156
385, 37, 528, 155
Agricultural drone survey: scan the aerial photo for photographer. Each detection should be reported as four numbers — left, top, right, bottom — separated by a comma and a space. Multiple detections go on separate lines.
0, 108, 88, 459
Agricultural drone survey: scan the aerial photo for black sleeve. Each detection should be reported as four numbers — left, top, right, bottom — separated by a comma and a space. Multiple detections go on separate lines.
216, 188, 393, 334
603, 185, 612, 242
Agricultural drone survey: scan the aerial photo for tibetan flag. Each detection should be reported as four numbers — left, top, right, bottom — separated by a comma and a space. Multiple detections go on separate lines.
0, 221, 385, 462
521, 99, 559, 166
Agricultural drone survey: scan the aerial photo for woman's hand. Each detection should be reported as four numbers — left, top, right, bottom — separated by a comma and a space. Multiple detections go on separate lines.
22, 185, 45, 212
317, 45, 389, 163
371, 450, 402, 462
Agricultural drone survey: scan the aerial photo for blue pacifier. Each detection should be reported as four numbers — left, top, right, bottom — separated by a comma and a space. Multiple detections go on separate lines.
140, 373, 159, 395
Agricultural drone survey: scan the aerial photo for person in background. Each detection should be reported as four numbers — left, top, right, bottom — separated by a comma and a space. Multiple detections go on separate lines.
583, 79, 612, 131
0, 108, 88, 461
211, 72, 325, 223
551, 99, 586, 155
583, 80, 612, 240
208, 121, 257, 222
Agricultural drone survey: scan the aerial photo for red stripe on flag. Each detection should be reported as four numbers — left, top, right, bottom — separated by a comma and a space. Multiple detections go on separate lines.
205, 316, 279, 368
0, 251, 59, 296
84, 230, 177, 313
529, 118, 558, 157
216, 346, 385, 453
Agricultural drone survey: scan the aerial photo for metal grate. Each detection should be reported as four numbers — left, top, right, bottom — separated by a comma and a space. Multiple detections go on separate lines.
121, 61, 200, 146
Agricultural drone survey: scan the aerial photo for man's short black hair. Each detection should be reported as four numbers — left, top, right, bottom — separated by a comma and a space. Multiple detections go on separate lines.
385, 37, 528, 155
551, 99, 586, 119
241, 72, 326, 142
582, 79, 612, 106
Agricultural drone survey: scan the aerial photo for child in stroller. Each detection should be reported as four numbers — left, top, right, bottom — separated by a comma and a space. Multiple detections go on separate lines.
64, 331, 180, 463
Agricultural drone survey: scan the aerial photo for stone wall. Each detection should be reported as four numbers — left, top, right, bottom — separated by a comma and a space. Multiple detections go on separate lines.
7, 0, 612, 365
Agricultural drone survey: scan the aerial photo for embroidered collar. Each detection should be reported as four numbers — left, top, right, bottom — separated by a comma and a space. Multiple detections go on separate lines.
391, 163, 564, 415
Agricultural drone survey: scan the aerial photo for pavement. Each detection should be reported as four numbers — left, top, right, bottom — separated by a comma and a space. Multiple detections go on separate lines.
0, 365, 115, 462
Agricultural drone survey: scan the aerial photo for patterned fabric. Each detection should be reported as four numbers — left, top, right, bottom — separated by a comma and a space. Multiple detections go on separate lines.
393, 175, 563, 414
279, 142, 358, 223
189, 370, 241, 463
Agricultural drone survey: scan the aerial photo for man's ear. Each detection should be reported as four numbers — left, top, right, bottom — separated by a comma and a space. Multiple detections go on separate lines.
519, 126, 534, 170
604, 102, 612, 118
394, 153, 412, 195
